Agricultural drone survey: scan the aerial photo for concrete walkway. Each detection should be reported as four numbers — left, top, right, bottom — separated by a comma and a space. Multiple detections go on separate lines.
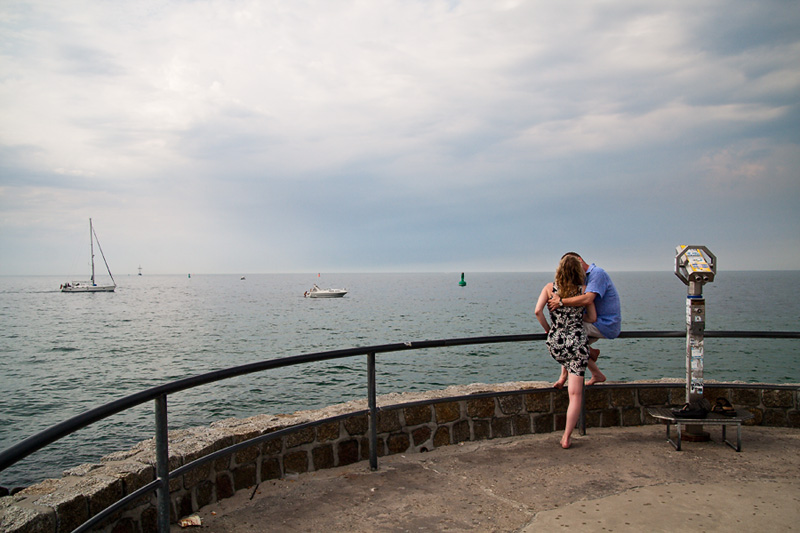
173, 425, 800, 532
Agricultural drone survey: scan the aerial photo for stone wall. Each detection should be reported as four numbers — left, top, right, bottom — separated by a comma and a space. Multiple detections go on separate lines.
1, 381, 798, 533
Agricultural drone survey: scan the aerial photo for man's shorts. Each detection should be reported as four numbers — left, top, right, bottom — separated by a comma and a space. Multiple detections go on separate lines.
584, 323, 606, 344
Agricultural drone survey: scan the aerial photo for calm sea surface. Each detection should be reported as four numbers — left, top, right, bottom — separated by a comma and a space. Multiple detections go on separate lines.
1, 271, 798, 487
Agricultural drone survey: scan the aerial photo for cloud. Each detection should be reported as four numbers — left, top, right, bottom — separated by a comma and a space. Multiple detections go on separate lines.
0, 0, 798, 274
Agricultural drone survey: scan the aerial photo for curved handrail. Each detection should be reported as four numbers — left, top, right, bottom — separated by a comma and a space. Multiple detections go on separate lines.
4, 330, 800, 472
1, 330, 799, 533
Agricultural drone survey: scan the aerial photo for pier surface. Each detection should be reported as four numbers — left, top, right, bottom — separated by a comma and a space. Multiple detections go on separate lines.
173, 425, 799, 532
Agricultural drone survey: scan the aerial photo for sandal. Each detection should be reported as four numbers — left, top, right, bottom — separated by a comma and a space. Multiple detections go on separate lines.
672, 401, 708, 419
711, 397, 736, 416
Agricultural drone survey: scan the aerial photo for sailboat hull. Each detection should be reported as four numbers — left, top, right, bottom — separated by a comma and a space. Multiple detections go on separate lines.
61, 282, 115, 292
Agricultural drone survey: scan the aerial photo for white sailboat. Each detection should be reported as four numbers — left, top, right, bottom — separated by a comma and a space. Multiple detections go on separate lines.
61, 219, 117, 293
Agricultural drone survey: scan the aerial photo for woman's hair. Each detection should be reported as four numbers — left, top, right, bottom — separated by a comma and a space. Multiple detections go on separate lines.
555, 254, 585, 298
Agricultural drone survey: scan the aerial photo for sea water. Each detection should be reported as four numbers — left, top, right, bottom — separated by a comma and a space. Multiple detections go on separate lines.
1, 271, 798, 487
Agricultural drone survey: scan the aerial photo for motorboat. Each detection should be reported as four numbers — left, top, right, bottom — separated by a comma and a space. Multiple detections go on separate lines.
61, 218, 116, 293
304, 284, 347, 298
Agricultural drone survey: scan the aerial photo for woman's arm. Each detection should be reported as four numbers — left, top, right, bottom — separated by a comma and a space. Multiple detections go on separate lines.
534, 283, 553, 332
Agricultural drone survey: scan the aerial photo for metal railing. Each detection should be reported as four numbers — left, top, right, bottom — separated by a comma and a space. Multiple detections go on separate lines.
1, 330, 798, 532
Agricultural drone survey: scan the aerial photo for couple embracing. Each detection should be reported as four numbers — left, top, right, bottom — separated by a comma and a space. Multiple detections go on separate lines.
534, 253, 621, 449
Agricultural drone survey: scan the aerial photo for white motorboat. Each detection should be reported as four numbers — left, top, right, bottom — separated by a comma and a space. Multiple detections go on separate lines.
304, 284, 347, 298
61, 218, 116, 293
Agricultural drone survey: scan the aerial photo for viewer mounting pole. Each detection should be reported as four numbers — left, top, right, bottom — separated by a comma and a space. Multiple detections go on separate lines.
367, 352, 378, 471
675, 245, 716, 440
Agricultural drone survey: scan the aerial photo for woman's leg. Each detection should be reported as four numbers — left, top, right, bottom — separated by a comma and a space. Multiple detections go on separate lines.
562, 372, 584, 449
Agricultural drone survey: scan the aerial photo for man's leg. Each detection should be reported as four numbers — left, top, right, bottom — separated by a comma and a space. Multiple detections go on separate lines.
554, 366, 567, 389
586, 358, 606, 385
584, 324, 607, 385
588, 340, 600, 361
585, 323, 604, 361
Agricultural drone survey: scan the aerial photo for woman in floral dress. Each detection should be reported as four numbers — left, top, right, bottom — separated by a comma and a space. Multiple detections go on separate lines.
535, 254, 597, 449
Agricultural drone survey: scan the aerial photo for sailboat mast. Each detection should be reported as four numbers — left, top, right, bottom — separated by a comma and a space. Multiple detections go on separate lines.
89, 218, 96, 285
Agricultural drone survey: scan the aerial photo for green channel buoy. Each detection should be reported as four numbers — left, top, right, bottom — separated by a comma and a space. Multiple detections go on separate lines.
458, 272, 466, 287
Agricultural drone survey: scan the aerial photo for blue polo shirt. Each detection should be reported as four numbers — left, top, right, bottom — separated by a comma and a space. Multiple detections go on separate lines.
585, 263, 621, 339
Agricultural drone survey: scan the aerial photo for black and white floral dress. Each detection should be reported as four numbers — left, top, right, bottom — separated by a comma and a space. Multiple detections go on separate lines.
546, 286, 590, 376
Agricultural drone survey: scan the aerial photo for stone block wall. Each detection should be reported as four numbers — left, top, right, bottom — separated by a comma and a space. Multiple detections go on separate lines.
1, 382, 797, 532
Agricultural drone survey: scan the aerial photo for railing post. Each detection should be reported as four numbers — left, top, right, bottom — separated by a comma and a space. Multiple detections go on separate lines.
155, 394, 170, 533
579, 380, 586, 436
367, 352, 378, 471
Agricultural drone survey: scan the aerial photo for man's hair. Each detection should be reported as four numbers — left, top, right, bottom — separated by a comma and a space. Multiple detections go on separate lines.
561, 251, 581, 260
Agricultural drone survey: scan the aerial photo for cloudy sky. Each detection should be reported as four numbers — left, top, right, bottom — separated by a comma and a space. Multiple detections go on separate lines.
1, 0, 798, 276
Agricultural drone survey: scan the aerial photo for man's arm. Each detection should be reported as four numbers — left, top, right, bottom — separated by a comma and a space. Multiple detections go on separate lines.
547, 291, 596, 311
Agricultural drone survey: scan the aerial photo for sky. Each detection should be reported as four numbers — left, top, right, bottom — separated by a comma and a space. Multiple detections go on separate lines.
1, 0, 798, 276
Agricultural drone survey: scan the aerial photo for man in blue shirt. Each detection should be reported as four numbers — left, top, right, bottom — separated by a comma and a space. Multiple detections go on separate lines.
548, 253, 621, 385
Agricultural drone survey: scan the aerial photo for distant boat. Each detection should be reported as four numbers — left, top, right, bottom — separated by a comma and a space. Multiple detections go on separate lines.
304, 284, 347, 298
60, 219, 116, 293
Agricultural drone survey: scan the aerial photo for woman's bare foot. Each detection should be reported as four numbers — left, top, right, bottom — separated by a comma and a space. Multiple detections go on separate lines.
560, 437, 571, 449
587, 372, 607, 386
